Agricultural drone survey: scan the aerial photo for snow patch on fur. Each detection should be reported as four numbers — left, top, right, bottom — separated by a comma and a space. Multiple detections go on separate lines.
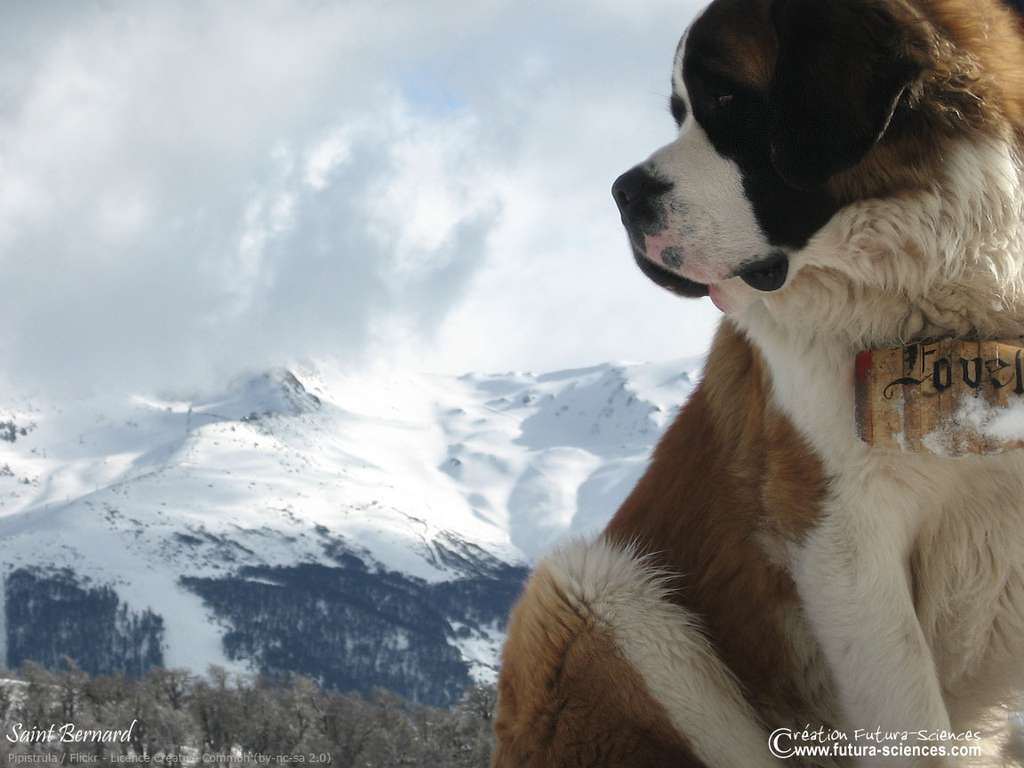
956, 396, 1024, 443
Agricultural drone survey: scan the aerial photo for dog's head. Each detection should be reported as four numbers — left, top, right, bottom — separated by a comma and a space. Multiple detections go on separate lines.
615, 0, 1024, 338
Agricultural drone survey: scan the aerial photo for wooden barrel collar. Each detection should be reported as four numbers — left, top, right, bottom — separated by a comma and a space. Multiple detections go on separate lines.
855, 338, 1024, 456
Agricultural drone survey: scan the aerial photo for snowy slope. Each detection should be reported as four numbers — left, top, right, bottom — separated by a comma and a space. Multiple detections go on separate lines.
0, 357, 700, 702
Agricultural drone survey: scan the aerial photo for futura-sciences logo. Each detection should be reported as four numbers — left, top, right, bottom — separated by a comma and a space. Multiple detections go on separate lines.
768, 726, 984, 761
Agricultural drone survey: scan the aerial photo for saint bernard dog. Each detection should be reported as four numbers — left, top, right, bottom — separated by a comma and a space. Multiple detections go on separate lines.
493, 0, 1024, 766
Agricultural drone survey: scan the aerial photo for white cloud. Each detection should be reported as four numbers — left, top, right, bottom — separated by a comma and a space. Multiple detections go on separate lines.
305, 130, 355, 192
0, 0, 717, 396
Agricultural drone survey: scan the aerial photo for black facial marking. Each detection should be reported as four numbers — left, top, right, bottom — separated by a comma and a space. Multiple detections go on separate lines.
662, 248, 683, 269
770, 0, 927, 189
736, 252, 789, 292
681, 5, 840, 251
669, 94, 688, 127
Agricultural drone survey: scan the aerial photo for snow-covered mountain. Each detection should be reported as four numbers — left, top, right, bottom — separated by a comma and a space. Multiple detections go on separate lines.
0, 358, 700, 705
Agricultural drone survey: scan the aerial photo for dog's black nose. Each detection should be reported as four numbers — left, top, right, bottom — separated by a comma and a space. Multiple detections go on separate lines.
612, 166, 671, 223
612, 167, 651, 211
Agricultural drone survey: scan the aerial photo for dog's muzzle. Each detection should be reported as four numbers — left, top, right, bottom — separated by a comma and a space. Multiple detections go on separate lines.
613, 165, 790, 296
613, 166, 712, 298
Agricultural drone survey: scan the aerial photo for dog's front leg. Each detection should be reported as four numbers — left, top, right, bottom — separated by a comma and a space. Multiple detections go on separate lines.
793, 473, 952, 766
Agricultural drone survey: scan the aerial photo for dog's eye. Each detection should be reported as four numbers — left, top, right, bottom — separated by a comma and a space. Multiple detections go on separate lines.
708, 92, 735, 111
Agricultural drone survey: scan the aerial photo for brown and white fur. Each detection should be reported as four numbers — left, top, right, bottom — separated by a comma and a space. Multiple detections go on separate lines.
494, 0, 1024, 765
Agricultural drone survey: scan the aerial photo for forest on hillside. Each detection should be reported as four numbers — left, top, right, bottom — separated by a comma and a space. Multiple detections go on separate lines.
0, 661, 496, 767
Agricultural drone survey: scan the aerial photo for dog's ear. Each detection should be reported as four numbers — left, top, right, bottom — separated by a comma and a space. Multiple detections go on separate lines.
769, 0, 931, 189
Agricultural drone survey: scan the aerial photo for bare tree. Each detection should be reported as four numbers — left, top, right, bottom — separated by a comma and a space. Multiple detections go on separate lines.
56, 657, 88, 721
148, 668, 193, 711
0, 664, 497, 767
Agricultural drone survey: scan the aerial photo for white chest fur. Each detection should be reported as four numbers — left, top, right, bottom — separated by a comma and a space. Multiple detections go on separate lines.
741, 311, 1024, 734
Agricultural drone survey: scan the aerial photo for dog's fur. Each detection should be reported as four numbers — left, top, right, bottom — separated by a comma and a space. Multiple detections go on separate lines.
494, 1, 1024, 765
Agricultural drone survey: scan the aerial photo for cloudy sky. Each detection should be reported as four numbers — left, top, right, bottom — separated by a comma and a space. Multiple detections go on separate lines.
0, 0, 717, 396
